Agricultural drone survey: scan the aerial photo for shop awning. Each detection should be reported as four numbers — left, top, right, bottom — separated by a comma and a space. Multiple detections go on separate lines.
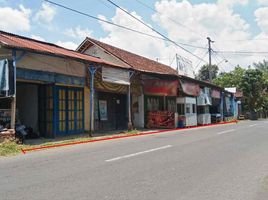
102, 66, 130, 85
180, 80, 200, 96
143, 79, 178, 96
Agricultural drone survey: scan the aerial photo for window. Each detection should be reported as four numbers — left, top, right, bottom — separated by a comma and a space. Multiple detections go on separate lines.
177, 104, 185, 115
186, 104, 191, 114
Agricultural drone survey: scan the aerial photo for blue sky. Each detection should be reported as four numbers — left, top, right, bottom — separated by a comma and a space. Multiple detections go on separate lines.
1, 0, 268, 74
0, 0, 263, 42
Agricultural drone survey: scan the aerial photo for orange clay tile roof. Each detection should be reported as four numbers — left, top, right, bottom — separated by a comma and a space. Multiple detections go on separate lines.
78, 37, 178, 76
0, 30, 130, 69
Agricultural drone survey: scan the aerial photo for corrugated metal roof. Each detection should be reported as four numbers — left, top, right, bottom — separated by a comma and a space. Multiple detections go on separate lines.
0, 30, 130, 69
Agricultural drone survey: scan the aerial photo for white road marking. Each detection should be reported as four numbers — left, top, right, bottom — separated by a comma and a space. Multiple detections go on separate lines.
249, 124, 257, 127
217, 129, 235, 135
106, 145, 172, 162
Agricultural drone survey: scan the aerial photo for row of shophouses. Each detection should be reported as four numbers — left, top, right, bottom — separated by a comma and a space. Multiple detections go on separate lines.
0, 30, 242, 138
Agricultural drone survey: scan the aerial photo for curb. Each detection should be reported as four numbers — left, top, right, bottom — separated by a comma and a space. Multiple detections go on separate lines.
21, 120, 238, 154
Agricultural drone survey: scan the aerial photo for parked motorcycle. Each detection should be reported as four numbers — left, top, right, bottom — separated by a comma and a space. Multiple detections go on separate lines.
15, 125, 28, 144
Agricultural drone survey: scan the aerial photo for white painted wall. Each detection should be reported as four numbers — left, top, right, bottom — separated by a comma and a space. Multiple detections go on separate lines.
132, 94, 144, 128
84, 46, 129, 68
197, 114, 211, 125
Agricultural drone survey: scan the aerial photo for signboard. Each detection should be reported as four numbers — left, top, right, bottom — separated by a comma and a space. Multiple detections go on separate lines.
99, 100, 108, 121
143, 80, 178, 96
102, 67, 130, 85
180, 81, 200, 96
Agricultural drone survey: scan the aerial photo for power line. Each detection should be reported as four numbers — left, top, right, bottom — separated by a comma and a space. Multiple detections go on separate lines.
212, 53, 227, 72
105, 0, 207, 63
44, 0, 207, 50
217, 38, 268, 43
43, 1, 167, 40
134, 0, 206, 39
212, 47, 236, 71
214, 50, 268, 54
193, 50, 208, 71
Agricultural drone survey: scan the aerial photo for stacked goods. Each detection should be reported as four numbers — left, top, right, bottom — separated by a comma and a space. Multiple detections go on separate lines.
146, 111, 175, 129
0, 129, 15, 143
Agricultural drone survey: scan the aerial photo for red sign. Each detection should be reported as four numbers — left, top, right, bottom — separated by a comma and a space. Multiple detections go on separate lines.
180, 81, 200, 96
143, 80, 178, 96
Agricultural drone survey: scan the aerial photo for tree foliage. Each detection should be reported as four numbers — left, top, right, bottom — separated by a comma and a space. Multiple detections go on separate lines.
240, 69, 268, 112
213, 66, 245, 88
213, 64, 268, 114
196, 64, 219, 81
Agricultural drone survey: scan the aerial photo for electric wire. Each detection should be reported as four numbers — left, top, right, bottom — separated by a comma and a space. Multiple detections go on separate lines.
44, 0, 207, 50
105, 0, 207, 62
193, 50, 208, 72
214, 50, 268, 54
134, 0, 206, 39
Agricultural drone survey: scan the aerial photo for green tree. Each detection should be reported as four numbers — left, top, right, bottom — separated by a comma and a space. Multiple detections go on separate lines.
240, 69, 268, 113
253, 60, 268, 116
213, 66, 245, 88
196, 64, 219, 81
253, 60, 268, 72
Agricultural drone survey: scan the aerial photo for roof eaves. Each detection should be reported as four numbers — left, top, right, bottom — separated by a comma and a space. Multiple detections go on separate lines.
84, 37, 178, 76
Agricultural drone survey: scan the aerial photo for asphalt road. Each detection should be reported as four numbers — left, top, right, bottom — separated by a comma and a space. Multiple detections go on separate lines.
1, 120, 268, 200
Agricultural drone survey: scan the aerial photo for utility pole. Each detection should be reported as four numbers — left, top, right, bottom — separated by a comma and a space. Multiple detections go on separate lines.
175, 54, 178, 72
207, 37, 214, 82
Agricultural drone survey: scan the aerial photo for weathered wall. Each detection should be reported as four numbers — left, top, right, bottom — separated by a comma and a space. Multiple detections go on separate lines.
84, 46, 129, 68
18, 52, 86, 77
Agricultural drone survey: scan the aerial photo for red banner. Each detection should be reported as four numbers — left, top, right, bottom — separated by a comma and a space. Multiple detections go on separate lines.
180, 81, 200, 96
143, 80, 178, 96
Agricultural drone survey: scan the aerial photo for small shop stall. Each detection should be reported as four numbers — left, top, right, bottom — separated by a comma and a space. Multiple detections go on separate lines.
197, 87, 211, 125
210, 89, 222, 123
176, 79, 200, 127
92, 66, 130, 131
224, 88, 236, 120
143, 78, 178, 129
176, 97, 197, 127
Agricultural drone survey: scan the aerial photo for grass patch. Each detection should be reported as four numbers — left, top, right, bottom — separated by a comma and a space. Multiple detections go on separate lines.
0, 141, 29, 157
1, 130, 142, 157
124, 129, 140, 135
39, 137, 94, 147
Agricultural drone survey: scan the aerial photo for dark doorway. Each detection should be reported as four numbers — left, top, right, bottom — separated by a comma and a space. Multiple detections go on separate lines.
96, 91, 127, 131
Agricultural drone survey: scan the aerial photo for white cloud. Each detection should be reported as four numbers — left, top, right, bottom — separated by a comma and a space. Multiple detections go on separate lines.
65, 26, 93, 39
150, 0, 257, 72
31, 35, 45, 42
56, 41, 78, 50
96, 0, 268, 76
257, 0, 268, 6
255, 7, 268, 33
0, 5, 31, 32
217, 0, 249, 8
98, 8, 167, 61
35, 2, 56, 24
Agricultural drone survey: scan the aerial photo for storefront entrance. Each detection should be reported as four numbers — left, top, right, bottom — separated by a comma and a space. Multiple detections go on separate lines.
94, 91, 127, 131
39, 85, 84, 137
55, 86, 84, 135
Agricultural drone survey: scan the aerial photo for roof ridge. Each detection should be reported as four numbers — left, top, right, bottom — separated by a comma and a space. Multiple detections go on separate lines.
0, 30, 102, 60
0, 30, 61, 48
85, 36, 178, 74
